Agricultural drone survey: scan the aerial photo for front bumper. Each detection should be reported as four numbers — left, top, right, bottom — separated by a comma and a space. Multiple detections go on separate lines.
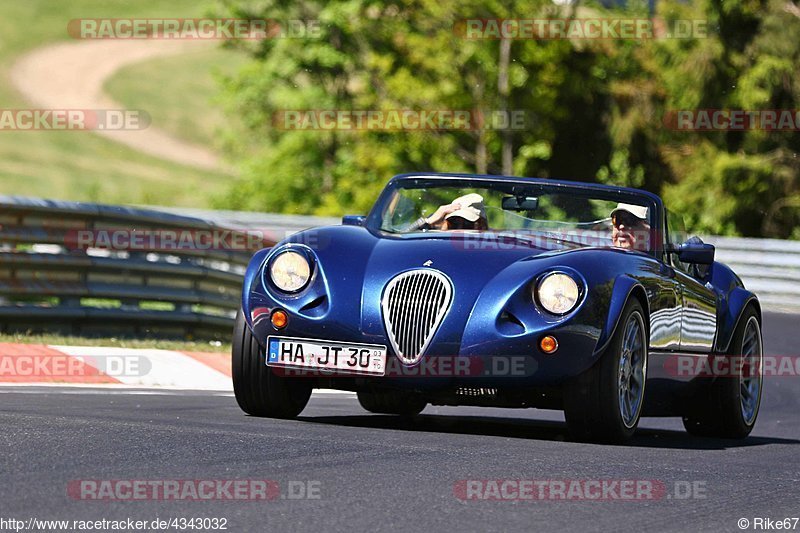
249, 305, 600, 391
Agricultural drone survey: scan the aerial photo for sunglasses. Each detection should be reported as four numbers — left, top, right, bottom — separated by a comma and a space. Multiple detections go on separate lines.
612, 212, 646, 227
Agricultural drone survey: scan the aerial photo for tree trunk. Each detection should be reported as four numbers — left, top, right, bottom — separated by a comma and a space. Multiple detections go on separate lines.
498, 38, 512, 175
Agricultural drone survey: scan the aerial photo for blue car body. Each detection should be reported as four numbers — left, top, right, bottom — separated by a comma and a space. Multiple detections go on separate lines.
240, 173, 760, 415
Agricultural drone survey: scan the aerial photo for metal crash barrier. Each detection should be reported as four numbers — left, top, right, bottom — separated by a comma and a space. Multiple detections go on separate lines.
0, 197, 271, 339
708, 236, 800, 313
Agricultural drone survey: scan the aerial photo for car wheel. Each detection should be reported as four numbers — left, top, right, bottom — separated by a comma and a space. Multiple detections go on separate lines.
564, 299, 648, 443
357, 390, 426, 416
232, 308, 311, 418
682, 306, 762, 438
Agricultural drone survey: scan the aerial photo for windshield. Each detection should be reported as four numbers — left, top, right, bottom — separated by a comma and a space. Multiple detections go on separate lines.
373, 179, 654, 252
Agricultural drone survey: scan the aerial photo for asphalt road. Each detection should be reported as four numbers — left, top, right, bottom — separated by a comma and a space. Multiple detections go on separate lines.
1, 311, 799, 533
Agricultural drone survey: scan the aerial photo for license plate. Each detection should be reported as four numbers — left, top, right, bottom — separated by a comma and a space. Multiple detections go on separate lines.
266, 336, 387, 376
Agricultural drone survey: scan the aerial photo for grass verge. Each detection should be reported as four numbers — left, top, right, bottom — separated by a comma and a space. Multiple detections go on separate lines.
105, 47, 245, 149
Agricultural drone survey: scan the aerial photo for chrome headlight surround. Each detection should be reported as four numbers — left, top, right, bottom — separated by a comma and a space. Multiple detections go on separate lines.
535, 272, 581, 315
267, 248, 313, 293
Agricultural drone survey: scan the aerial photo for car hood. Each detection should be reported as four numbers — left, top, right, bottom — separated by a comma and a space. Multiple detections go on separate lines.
302, 225, 561, 288
281, 226, 574, 347
365, 232, 549, 287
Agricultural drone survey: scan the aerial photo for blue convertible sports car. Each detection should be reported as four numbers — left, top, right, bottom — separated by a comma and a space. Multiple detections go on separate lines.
233, 173, 763, 443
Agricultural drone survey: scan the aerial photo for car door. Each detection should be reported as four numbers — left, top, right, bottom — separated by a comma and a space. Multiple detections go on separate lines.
647, 262, 683, 351
674, 271, 717, 352
666, 210, 717, 352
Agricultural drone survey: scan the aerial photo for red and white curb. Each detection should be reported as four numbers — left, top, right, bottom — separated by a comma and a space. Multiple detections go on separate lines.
0, 343, 351, 394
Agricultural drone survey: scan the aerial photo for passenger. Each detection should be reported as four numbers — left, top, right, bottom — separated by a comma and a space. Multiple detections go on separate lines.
406, 193, 488, 231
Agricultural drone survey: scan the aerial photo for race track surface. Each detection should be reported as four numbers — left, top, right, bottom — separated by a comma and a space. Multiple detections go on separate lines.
1, 312, 798, 532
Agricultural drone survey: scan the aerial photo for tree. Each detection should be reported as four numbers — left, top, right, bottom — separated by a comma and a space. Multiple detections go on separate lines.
213, 0, 800, 238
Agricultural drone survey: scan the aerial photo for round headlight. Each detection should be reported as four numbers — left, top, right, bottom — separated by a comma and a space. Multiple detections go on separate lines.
269, 251, 311, 292
537, 273, 580, 315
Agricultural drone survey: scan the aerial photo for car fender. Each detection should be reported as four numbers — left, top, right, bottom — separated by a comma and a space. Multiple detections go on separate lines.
715, 286, 760, 353
241, 247, 271, 328
595, 275, 649, 356
708, 261, 760, 353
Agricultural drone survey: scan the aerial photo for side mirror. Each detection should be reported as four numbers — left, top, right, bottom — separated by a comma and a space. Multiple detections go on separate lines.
342, 215, 366, 226
675, 242, 715, 265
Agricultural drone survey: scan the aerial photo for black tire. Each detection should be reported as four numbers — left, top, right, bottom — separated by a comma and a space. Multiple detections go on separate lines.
232, 309, 311, 418
357, 390, 427, 416
682, 306, 762, 438
564, 299, 648, 443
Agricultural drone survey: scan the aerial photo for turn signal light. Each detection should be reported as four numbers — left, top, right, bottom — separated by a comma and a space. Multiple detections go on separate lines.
271, 309, 288, 329
540, 335, 558, 354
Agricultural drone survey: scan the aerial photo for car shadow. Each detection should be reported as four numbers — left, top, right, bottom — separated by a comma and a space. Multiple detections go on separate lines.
296, 413, 800, 450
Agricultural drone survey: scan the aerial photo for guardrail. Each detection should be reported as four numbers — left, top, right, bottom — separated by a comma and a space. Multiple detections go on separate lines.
706, 236, 800, 313
0, 196, 272, 339
0, 196, 795, 340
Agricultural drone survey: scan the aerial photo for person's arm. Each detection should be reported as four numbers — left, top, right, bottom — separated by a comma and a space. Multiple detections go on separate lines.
399, 203, 458, 232
405, 216, 430, 232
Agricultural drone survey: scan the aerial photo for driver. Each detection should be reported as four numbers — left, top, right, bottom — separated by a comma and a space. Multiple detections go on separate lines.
611, 203, 650, 251
406, 193, 488, 231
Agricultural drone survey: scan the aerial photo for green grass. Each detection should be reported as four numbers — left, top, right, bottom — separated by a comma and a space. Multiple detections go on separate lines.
0, 0, 238, 207
105, 48, 245, 149
0, 332, 230, 353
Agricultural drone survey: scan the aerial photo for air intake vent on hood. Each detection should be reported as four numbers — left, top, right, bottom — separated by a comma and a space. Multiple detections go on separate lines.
381, 269, 453, 365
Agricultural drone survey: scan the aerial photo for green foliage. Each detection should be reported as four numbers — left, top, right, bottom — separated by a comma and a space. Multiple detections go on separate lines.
215, 0, 800, 237
657, 0, 800, 238
597, 148, 645, 188
663, 142, 771, 235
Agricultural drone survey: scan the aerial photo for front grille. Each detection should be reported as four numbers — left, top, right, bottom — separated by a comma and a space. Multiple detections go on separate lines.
381, 269, 453, 364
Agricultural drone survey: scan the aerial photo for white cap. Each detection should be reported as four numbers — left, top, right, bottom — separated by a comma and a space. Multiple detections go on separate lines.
445, 193, 485, 222
611, 202, 648, 221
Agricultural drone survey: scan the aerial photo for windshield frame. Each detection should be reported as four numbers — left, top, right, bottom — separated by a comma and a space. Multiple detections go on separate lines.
365, 174, 664, 257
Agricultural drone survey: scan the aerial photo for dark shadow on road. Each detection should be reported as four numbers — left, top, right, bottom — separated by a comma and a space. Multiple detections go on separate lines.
298, 412, 800, 450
